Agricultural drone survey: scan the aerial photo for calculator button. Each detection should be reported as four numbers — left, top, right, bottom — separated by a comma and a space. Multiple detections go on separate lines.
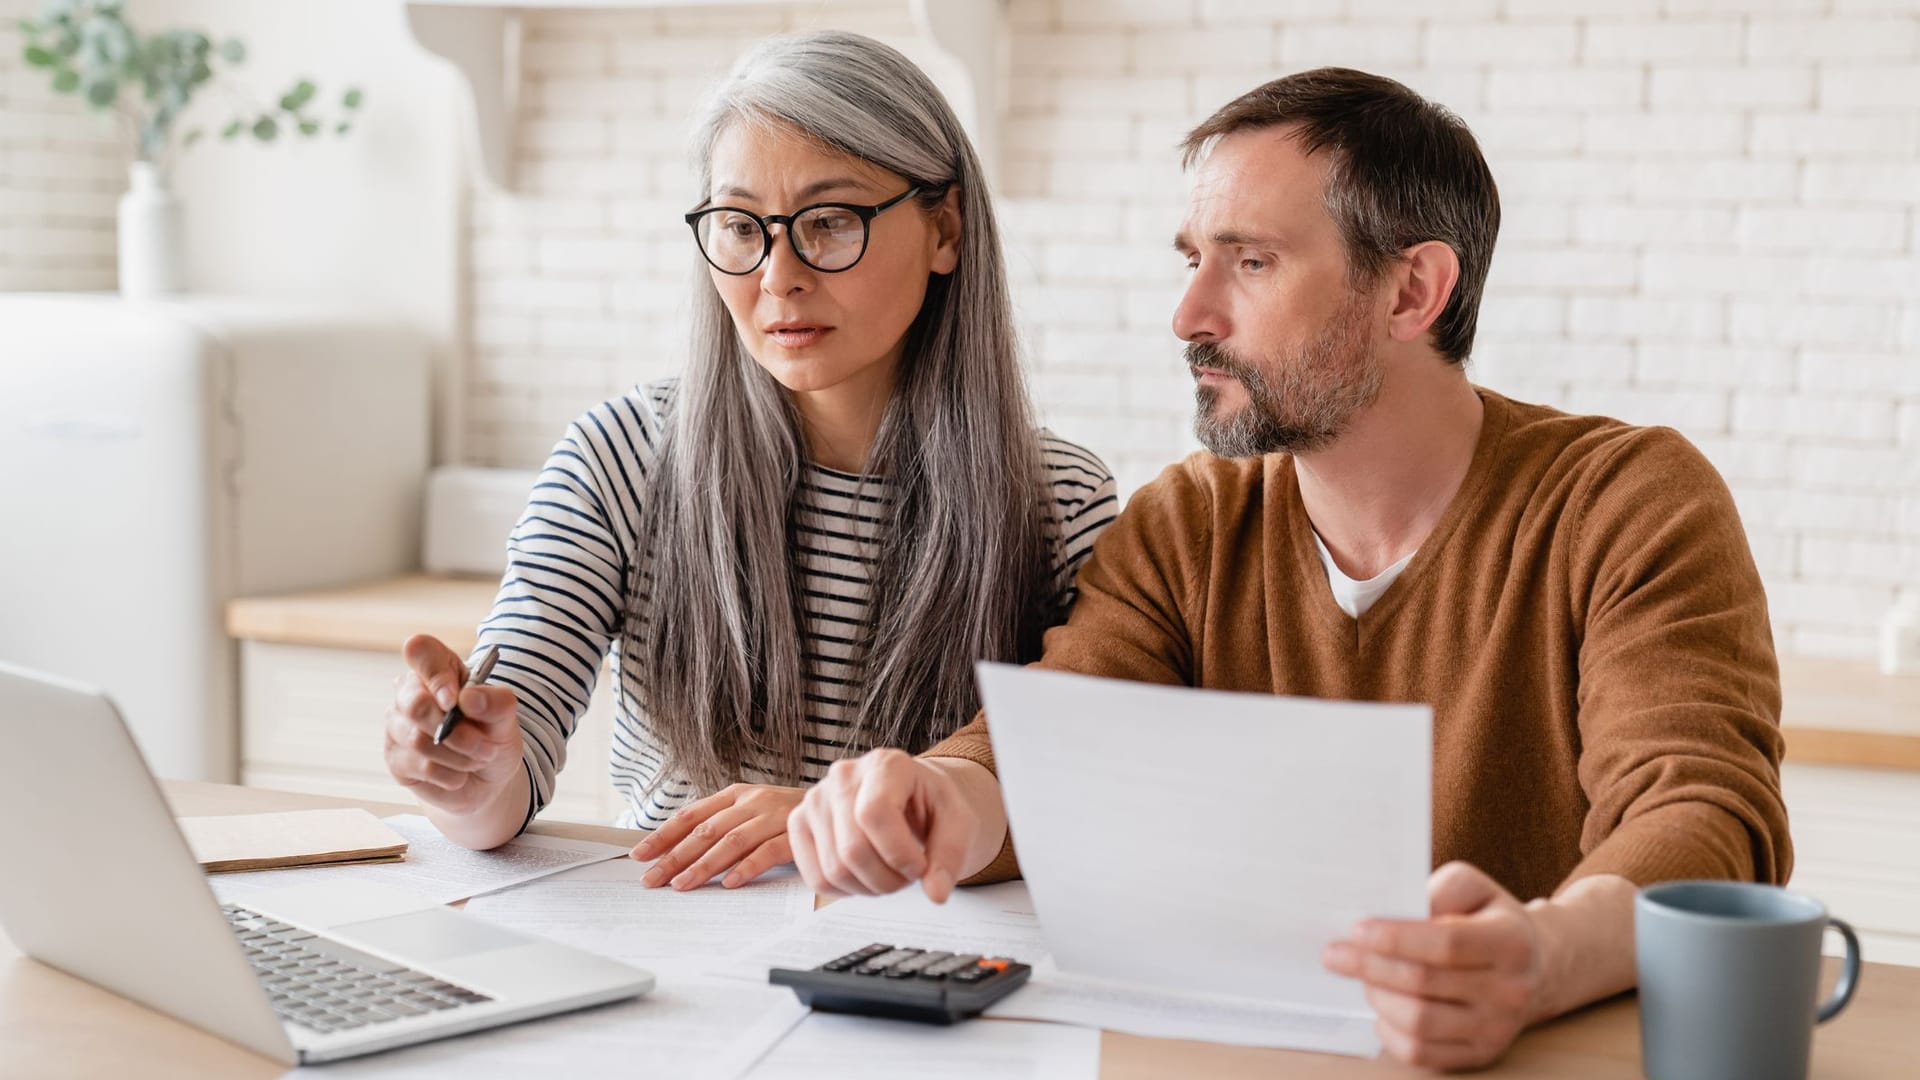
921, 953, 980, 977
854, 948, 920, 975
980, 959, 1011, 972
883, 951, 946, 978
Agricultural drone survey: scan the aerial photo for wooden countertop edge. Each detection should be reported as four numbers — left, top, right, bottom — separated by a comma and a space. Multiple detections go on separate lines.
1782, 726, 1920, 772
226, 577, 1920, 771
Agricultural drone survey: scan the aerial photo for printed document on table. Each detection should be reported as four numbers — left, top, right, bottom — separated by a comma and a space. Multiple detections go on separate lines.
712, 880, 1046, 981
744, 1012, 1099, 1080
463, 856, 816, 972
985, 959, 1377, 1055
285, 974, 807, 1080
210, 815, 627, 906
976, 662, 1432, 1056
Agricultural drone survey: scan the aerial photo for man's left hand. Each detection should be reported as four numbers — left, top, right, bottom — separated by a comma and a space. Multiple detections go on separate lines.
1323, 861, 1543, 1072
630, 783, 805, 890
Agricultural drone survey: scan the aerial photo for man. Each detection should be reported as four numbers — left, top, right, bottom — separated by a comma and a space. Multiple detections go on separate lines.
785, 68, 1790, 1071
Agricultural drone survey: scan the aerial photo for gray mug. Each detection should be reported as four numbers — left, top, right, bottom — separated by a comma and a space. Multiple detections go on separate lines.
1636, 880, 1862, 1080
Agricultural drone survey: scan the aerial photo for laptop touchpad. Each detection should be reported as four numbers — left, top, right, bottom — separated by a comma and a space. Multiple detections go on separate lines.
336, 908, 528, 963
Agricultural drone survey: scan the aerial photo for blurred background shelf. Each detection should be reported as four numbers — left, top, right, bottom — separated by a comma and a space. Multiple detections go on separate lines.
403, 0, 1007, 188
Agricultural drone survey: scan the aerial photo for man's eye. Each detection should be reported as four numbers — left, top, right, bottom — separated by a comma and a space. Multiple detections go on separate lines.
1240, 258, 1267, 272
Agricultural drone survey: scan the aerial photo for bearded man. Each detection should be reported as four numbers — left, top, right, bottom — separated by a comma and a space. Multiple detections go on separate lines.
783, 67, 1792, 1072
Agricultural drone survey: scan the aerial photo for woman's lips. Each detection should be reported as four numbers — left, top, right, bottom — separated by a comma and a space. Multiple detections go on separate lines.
766, 327, 832, 349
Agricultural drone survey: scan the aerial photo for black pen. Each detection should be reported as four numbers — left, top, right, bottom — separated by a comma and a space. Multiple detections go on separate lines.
433, 644, 500, 746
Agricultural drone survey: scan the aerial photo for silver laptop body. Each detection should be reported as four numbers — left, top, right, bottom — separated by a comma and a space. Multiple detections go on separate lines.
0, 662, 654, 1064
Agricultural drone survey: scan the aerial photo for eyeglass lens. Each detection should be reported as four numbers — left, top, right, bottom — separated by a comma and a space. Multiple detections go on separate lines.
696, 206, 868, 274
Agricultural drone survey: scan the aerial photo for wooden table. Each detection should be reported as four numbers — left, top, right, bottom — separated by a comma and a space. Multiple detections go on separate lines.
3, 782, 1915, 1079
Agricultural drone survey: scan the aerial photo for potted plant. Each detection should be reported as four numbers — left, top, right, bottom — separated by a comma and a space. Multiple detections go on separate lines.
17, 0, 365, 298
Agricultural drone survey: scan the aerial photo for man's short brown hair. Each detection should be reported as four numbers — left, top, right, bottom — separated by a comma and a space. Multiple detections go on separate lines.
1181, 67, 1500, 365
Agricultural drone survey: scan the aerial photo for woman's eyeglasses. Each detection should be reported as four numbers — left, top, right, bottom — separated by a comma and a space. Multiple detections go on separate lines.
684, 185, 925, 276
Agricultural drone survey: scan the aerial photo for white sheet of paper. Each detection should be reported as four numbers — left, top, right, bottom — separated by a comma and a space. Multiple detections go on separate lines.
744, 1013, 1099, 1080
462, 857, 816, 971
210, 815, 628, 906
985, 959, 1377, 1054
975, 662, 1432, 1055
711, 880, 1047, 981
285, 975, 808, 1080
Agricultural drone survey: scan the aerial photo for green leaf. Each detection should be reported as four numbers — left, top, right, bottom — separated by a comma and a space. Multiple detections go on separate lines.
24, 45, 56, 67
221, 118, 243, 140
18, 18, 37, 34
51, 67, 79, 93
342, 87, 363, 110
298, 119, 319, 136
220, 38, 245, 64
252, 115, 277, 141
335, 122, 351, 136
84, 77, 116, 107
280, 79, 315, 112
190, 60, 211, 85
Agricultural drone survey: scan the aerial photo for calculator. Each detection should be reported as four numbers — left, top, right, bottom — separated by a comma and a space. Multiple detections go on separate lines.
768, 943, 1032, 1024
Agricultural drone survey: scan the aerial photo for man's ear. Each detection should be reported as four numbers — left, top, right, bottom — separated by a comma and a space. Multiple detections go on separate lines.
1386, 240, 1460, 346
929, 186, 962, 276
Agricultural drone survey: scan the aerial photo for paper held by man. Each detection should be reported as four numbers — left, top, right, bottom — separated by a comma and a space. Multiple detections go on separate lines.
975, 663, 1433, 1057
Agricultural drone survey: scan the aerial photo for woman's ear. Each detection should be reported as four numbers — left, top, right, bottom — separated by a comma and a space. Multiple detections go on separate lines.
929, 186, 962, 276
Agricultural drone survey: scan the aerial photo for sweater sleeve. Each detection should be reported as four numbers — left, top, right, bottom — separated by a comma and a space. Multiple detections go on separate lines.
1559, 427, 1791, 892
470, 391, 655, 833
923, 457, 1213, 883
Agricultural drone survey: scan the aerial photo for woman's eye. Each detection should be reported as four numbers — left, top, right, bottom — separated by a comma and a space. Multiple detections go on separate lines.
725, 220, 757, 238
809, 213, 852, 233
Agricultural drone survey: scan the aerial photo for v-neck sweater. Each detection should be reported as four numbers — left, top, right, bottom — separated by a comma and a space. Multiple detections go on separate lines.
928, 388, 1791, 900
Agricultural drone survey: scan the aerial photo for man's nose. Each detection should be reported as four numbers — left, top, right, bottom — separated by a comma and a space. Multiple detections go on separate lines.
1173, 265, 1228, 344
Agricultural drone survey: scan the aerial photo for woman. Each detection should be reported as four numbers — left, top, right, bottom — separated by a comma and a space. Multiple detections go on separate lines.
381, 30, 1116, 891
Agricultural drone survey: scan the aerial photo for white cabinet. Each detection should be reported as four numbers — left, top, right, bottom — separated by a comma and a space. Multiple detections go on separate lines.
229, 577, 627, 826
1783, 762, 1920, 968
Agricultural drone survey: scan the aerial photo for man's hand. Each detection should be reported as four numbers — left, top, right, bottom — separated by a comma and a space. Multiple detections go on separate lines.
631, 783, 804, 890
786, 749, 1001, 903
1323, 861, 1543, 1071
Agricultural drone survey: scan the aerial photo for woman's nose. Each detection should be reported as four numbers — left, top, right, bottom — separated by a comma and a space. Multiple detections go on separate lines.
760, 224, 814, 298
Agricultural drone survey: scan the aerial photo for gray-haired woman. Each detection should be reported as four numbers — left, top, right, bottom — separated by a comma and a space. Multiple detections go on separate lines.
379, 30, 1117, 889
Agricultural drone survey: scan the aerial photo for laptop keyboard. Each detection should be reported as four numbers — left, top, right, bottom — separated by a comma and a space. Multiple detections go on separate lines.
222, 904, 494, 1035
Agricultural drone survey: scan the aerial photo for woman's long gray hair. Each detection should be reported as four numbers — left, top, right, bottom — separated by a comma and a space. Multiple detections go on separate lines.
639, 30, 1053, 794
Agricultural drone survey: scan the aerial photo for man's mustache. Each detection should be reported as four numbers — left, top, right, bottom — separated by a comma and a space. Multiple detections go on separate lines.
1185, 341, 1255, 382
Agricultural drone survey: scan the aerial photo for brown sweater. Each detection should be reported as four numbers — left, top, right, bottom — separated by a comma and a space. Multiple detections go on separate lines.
928, 389, 1791, 900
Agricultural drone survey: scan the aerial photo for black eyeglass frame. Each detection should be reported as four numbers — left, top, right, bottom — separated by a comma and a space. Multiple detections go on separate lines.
683, 185, 928, 276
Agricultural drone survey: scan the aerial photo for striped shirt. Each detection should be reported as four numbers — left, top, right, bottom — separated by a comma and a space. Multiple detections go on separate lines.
472, 380, 1119, 832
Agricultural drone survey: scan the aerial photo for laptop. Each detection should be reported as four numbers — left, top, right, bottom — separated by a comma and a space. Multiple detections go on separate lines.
0, 661, 654, 1065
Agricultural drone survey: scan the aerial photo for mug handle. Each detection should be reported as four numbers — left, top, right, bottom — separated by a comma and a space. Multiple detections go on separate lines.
1817, 916, 1863, 1024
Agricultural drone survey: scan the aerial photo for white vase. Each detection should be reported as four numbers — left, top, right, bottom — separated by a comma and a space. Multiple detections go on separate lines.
117, 161, 187, 300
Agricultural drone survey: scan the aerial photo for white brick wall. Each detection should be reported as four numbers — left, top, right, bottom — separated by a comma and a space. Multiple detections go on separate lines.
0, 0, 122, 291
464, 0, 1920, 662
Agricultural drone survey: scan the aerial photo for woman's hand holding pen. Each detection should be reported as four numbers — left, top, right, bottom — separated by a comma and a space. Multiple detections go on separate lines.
631, 783, 806, 890
384, 634, 526, 817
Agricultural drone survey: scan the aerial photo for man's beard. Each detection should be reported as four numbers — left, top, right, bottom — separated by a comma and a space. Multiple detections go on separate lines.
1188, 291, 1383, 458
